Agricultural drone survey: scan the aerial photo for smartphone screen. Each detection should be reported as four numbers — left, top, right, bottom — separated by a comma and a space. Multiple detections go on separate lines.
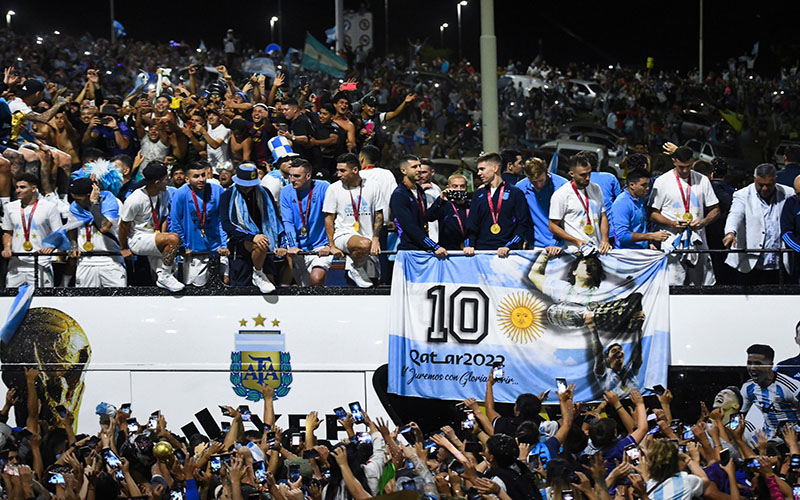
624, 445, 640, 466
791, 454, 800, 469
238, 405, 251, 422
492, 364, 504, 380
728, 413, 741, 431
652, 384, 666, 396
356, 432, 372, 444
349, 402, 365, 424
720, 448, 731, 466
289, 464, 301, 482
127, 418, 139, 433
254, 461, 268, 483
291, 434, 301, 447
103, 448, 122, 469
556, 377, 567, 394
48, 472, 65, 485
148, 411, 160, 431
266, 431, 277, 449
120, 403, 132, 415
461, 410, 475, 430
334, 407, 347, 420
55, 405, 67, 419
562, 490, 575, 500
221, 421, 231, 433
210, 456, 221, 472
169, 490, 183, 500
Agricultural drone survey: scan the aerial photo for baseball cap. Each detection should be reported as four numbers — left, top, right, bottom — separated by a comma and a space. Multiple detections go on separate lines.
143, 162, 168, 183
362, 96, 377, 107
70, 178, 93, 196
18, 80, 44, 98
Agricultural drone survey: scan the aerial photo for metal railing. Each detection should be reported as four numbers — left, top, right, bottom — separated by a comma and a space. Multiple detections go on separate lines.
3, 247, 797, 290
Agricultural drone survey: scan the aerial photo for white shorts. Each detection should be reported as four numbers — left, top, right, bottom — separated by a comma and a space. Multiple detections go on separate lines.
291, 252, 333, 286
128, 232, 161, 257
333, 232, 363, 254
182, 254, 210, 287
75, 262, 127, 287
6, 260, 54, 288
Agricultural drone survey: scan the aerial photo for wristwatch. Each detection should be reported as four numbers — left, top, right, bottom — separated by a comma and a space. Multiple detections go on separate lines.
291, 134, 296, 141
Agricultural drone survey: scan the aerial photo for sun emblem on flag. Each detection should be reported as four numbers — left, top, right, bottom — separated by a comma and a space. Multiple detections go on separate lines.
496, 292, 545, 343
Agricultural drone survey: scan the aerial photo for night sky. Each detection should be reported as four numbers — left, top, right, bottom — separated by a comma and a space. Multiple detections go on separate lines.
5, 0, 797, 74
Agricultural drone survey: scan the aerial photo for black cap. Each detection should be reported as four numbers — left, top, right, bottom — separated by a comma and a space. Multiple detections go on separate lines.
672, 146, 695, 163
362, 96, 377, 107
18, 79, 44, 98
142, 162, 168, 183
99, 104, 119, 118
69, 177, 93, 196
332, 91, 350, 104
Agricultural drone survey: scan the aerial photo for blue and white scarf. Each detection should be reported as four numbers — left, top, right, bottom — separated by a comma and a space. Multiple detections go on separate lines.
228, 185, 283, 247
68, 191, 120, 225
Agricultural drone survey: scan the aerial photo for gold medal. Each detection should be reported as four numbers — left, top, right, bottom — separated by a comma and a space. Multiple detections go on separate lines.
490, 223, 501, 234
584, 224, 595, 235
460, 243, 465, 250
682, 212, 693, 222
83, 241, 94, 252
353, 221, 361, 232
22, 240, 33, 251
155, 230, 161, 234
300, 227, 307, 237
200, 229, 205, 238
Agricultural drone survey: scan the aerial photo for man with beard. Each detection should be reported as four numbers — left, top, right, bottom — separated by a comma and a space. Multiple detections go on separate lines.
740, 344, 800, 439
247, 103, 276, 168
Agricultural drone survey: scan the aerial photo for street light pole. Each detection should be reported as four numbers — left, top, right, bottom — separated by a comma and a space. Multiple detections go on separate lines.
385, 0, 390, 55
440, 23, 448, 48
479, 0, 499, 153
110, 0, 116, 44
698, 0, 704, 83
457, 1, 467, 61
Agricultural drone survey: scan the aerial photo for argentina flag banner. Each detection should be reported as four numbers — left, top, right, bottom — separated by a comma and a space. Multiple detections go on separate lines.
388, 249, 670, 402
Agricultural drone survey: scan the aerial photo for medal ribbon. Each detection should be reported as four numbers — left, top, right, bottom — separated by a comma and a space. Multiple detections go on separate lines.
450, 202, 469, 237
85, 224, 92, 243
190, 189, 208, 235
486, 185, 505, 226
570, 181, 591, 225
148, 195, 161, 231
674, 169, 692, 215
414, 185, 427, 219
20, 201, 38, 243
348, 182, 363, 226
296, 181, 314, 234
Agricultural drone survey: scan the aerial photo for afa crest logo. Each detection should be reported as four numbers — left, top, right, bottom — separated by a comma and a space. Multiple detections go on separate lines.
230, 314, 292, 402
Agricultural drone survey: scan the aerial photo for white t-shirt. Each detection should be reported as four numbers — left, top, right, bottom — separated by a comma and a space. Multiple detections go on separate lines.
1, 198, 62, 265
120, 187, 170, 235
645, 473, 704, 500
359, 167, 397, 220
322, 177, 384, 239
424, 183, 442, 242
207, 124, 231, 167
7, 97, 32, 116
549, 181, 605, 245
649, 169, 719, 243
66, 199, 124, 267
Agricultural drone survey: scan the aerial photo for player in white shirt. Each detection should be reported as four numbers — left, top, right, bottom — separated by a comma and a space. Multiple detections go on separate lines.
119, 162, 184, 292
358, 145, 396, 220
649, 146, 719, 285
66, 178, 126, 287
323, 153, 384, 288
741, 343, 800, 439
549, 152, 612, 253
1, 174, 62, 287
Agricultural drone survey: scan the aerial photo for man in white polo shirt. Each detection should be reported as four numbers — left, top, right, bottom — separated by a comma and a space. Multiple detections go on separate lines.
1, 173, 61, 287
323, 152, 383, 288
549, 152, 611, 254
119, 162, 184, 292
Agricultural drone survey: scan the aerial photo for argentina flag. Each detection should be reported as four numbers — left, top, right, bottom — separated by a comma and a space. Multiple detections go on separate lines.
388, 249, 670, 403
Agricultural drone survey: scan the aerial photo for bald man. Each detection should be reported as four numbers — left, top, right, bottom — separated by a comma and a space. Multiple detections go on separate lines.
780, 175, 800, 281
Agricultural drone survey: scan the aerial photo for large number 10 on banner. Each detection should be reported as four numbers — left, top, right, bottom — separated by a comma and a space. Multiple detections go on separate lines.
388, 249, 671, 403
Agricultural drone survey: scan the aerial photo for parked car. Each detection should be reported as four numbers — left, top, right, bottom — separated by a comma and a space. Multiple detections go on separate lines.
539, 139, 615, 177
684, 140, 743, 163
500, 74, 552, 97
559, 132, 630, 175
774, 141, 800, 165
568, 79, 605, 109
559, 122, 621, 142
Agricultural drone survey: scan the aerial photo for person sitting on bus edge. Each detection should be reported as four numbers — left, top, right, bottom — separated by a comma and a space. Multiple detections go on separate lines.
119, 162, 184, 292
464, 152, 534, 258
220, 163, 285, 294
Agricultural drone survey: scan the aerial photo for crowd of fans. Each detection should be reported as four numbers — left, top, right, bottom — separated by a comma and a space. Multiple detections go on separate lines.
5, 334, 800, 500
1, 27, 800, 291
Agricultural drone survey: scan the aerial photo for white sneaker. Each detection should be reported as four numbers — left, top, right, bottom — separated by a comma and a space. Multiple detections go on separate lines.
156, 272, 185, 292
252, 269, 276, 294
348, 268, 373, 288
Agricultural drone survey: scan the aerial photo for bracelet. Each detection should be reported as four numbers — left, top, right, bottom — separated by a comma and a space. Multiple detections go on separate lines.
615, 406, 623, 411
